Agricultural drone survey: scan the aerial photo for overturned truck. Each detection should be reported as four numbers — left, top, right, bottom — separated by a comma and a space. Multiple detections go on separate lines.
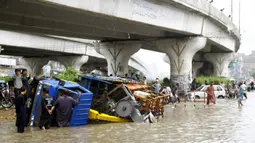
78, 75, 169, 123
28, 75, 169, 127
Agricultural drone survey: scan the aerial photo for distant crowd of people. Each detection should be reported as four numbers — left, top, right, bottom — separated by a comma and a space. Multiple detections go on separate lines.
200, 80, 250, 106
150, 77, 252, 107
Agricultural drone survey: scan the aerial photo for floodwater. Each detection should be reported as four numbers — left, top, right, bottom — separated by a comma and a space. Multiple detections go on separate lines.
1, 93, 255, 143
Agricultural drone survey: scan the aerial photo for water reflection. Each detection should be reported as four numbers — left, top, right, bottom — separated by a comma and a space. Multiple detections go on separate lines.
1, 94, 255, 143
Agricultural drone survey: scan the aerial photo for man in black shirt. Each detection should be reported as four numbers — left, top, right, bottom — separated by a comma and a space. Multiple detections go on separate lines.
21, 69, 31, 126
39, 88, 54, 130
15, 87, 27, 133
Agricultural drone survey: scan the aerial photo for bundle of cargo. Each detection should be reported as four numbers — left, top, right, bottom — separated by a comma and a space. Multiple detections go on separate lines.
126, 84, 169, 117
77, 75, 169, 122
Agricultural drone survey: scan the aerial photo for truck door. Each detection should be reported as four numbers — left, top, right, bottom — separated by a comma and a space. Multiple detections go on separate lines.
30, 83, 52, 126
30, 82, 43, 126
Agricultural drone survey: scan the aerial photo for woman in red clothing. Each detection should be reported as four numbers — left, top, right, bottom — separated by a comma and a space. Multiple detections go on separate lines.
206, 82, 215, 105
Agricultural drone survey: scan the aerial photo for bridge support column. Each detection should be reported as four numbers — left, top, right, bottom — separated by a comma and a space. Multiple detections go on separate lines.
95, 41, 141, 76
192, 62, 203, 79
19, 57, 49, 76
157, 37, 207, 91
205, 53, 234, 77
81, 65, 96, 74
81, 63, 106, 74
57, 56, 89, 71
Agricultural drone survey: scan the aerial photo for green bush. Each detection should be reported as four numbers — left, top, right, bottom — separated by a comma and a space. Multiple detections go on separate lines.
0, 76, 12, 82
195, 76, 231, 85
56, 67, 80, 82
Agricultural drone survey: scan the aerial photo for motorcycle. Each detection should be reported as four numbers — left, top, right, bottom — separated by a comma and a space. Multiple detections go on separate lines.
0, 88, 15, 108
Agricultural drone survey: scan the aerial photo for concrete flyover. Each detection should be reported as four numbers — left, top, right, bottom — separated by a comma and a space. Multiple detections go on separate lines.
0, 0, 240, 51
0, 0, 241, 91
0, 30, 148, 75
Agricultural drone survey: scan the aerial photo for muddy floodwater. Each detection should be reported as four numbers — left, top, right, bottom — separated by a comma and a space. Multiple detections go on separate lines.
1, 93, 255, 143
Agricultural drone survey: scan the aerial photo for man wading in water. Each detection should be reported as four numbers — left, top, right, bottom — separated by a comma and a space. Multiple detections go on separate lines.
237, 82, 244, 107
15, 87, 27, 133
206, 81, 215, 105
50, 90, 81, 127
39, 88, 54, 130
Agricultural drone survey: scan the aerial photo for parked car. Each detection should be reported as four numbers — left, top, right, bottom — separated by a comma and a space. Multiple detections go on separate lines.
188, 85, 226, 100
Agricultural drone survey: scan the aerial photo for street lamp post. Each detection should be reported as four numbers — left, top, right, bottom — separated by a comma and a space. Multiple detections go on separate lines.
239, 0, 241, 32
231, 0, 233, 21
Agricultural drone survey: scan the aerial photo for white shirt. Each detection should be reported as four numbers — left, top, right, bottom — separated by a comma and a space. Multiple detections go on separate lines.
241, 84, 247, 93
162, 87, 173, 97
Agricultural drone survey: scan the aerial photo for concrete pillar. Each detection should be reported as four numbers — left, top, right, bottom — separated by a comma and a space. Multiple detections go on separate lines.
164, 55, 203, 79
95, 41, 141, 76
57, 56, 89, 71
156, 37, 207, 91
204, 53, 234, 77
48, 61, 58, 76
18, 57, 49, 76
80, 64, 98, 74
192, 62, 203, 79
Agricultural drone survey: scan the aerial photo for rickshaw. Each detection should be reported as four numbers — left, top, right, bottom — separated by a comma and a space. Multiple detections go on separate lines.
126, 84, 169, 116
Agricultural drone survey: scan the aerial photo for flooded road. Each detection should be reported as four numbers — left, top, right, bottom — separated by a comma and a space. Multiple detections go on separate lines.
1, 93, 255, 143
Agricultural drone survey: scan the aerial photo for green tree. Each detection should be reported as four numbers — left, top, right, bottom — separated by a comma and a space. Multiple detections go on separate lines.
195, 76, 230, 85
56, 67, 80, 82
0, 76, 12, 82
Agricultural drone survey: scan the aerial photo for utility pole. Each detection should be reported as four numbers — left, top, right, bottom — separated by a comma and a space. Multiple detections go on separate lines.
231, 0, 233, 21
239, 0, 241, 32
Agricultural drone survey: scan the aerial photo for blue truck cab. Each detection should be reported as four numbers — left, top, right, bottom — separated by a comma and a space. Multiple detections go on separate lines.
29, 79, 93, 127
78, 75, 113, 96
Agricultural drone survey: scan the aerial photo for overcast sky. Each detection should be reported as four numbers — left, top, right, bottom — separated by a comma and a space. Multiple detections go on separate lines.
135, 0, 252, 79
212, 0, 254, 54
